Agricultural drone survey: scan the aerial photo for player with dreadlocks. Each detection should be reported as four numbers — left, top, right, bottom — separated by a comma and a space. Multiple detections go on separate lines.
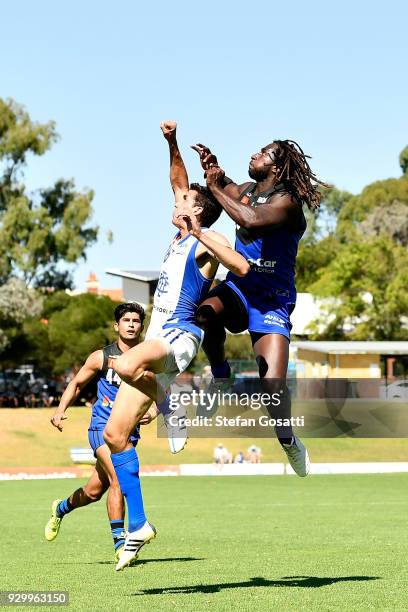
192, 139, 328, 476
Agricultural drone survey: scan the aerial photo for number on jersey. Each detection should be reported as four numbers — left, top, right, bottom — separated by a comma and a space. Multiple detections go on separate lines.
106, 368, 122, 386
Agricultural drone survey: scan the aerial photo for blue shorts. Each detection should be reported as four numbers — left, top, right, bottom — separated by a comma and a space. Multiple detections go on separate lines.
225, 280, 294, 339
88, 428, 139, 457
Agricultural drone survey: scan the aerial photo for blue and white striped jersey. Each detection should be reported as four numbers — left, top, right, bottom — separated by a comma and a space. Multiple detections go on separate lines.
146, 231, 214, 341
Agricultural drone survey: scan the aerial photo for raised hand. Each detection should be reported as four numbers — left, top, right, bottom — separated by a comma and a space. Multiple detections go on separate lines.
160, 120, 177, 140
206, 166, 225, 187
191, 143, 218, 171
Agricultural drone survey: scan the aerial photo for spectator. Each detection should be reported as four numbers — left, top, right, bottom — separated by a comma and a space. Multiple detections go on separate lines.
234, 451, 245, 464
247, 444, 262, 464
213, 443, 232, 464
202, 365, 213, 390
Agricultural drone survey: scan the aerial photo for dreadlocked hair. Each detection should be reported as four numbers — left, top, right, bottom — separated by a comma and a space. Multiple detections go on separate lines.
272, 140, 329, 210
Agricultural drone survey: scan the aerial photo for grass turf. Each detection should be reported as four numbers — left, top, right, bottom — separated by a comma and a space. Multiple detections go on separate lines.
1, 408, 408, 467
1, 474, 407, 611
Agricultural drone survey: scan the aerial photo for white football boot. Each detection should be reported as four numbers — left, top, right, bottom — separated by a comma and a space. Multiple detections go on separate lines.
115, 522, 156, 571
282, 436, 310, 477
163, 406, 188, 454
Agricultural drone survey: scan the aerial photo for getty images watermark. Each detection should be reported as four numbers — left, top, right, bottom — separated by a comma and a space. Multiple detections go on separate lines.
157, 377, 408, 438
166, 388, 304, 430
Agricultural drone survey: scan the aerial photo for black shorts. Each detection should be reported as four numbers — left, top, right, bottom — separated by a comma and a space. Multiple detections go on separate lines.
201, 282, 249, 334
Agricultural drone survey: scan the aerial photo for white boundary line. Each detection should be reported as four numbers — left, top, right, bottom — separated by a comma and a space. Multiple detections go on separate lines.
2, 462, 408, 480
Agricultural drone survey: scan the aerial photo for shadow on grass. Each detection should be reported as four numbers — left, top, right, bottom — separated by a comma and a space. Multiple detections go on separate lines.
82, 556, 204, 566
133, 575, 380, 595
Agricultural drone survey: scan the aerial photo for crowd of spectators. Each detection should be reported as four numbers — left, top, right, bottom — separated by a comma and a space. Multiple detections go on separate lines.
213, 443, 262, 465
0, 368, 95, 408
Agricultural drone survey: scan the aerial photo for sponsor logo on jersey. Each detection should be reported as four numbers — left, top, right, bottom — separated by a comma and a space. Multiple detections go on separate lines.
153, 305, 173, 315
264, 313, 285, 327
248, 258, 277, 273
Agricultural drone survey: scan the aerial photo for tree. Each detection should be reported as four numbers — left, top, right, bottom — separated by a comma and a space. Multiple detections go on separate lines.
308, 236, 408, 340
46, 293, 120, 373
360, 200, 408, 246
296, 234, 340, 292
296, 187, 353, 291
400, 145, 408, 176
0, 98, 98, 288
336, 176, 408, 243
3, 292, 120, 372
300, 187, 353, 247
0, 278, 42, 352
296, 145, 408, 339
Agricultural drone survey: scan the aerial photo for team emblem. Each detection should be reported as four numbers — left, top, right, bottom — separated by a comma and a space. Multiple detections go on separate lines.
156, 271, 169, 297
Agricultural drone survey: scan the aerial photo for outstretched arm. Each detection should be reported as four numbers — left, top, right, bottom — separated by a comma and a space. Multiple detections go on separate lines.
50, 350, 102, 431
206, 167, 295, 229
160, 120, 189, 197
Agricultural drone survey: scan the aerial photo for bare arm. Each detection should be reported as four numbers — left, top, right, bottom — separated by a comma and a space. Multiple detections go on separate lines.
206, 167, 296, 229
160, 120, 189, 197
196, 230, 250, 277
50, 350, 102, 432
176, 207, 249, 277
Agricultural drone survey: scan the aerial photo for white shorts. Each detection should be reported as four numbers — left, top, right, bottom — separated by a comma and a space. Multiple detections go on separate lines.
150, 327, 202, 390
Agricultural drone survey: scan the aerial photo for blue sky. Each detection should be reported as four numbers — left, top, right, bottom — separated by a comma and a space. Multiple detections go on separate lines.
1, 0, 407, 289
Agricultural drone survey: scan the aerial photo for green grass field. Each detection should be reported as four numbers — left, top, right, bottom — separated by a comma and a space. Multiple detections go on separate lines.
1, 408, 408, 467
1, 474, 408, 611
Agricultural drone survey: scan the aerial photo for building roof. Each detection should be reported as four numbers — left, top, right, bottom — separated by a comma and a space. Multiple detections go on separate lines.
106, 268, 227, 282
293, 341, 408, 355
106, 269, 161, 282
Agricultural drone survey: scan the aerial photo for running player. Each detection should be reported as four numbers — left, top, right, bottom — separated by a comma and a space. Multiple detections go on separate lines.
103, 120, 250, 570
45, 302, 157, 562
192, 140, 328, 476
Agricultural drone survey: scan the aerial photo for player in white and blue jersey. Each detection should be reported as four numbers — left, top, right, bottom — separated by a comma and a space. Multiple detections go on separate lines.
44, 303, 158, 562
192, 140, 328, 477
104, 121, 250, 570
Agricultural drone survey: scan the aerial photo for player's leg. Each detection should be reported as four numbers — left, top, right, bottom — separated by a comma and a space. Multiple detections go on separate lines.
251, 331, 309, 476
103, 383, 155, 571
112, 339, 168, 397
196, 283, 248, 378
196, 295, 228, 376
110, 332, 200, 571
251, 331, 292, 440
104, 382, 152, 453
44, 461, 109, 542
94, 444, 128, 557
110, 337, 187, 453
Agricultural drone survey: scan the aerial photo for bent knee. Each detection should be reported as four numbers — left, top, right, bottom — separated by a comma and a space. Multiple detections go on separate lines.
103, 426, 123, 449
196, 303, 223, 331
114, 353, 144, 383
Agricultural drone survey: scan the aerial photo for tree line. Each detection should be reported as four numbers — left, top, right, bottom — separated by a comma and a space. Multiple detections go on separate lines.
1, 98, 407, 373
